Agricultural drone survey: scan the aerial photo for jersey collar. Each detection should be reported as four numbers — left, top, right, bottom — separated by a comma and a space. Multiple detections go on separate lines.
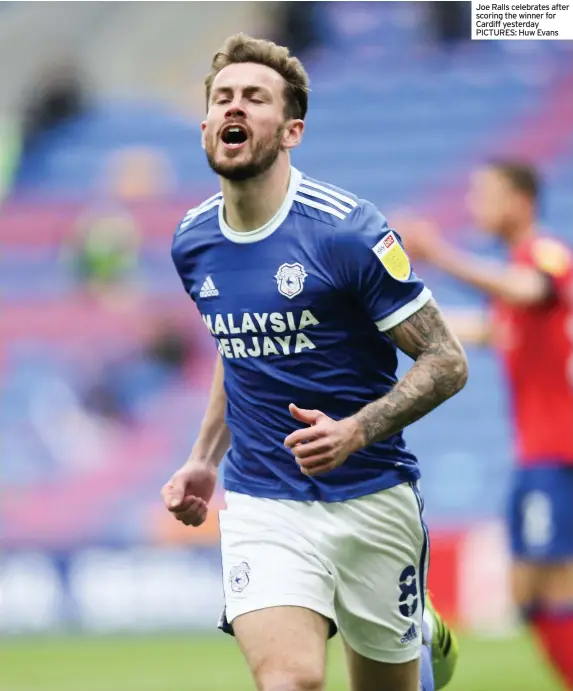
218, 167, 302, 244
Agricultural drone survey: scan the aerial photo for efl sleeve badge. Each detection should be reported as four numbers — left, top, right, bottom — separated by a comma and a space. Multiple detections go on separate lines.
371, 231, 412, 282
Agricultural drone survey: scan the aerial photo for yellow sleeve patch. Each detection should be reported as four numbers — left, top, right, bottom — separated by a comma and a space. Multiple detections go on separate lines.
531, 238, 571, 278
372, 232, 412, 281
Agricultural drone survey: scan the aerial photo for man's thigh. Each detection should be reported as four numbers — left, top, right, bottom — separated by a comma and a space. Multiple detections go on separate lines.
233, 606, 330, 691
218, 492, 336, 633
513, 560, 573, 608
538, 561, 573, 605
333, 483, 429, 665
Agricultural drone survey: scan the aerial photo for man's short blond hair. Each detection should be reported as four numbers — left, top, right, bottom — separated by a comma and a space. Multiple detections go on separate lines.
205, 33, 310, 120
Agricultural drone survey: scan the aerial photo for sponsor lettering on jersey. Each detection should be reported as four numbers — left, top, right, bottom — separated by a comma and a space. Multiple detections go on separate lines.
201, 309, 319, 358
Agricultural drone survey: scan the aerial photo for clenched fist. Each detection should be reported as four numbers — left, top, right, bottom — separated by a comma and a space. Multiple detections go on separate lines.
161, 460, 218, 527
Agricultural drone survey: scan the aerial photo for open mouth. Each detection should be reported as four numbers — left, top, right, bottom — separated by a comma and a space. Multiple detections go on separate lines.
221, 125, 248, 149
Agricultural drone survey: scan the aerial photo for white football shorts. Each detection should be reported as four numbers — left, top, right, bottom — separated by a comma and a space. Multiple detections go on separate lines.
218, 482, 429, 664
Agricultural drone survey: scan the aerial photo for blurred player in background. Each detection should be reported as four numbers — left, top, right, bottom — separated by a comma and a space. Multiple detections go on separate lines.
402, 161, 573, 689
163, 34, 463, 691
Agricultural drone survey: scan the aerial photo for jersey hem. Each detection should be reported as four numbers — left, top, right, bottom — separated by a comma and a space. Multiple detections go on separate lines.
223, 468, 421, 503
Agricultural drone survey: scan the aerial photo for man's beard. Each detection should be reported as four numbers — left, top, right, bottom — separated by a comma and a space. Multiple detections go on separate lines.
206, 129, 283, 182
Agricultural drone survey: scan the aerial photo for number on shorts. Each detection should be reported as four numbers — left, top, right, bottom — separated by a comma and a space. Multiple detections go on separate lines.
522, 491, 553, 549
398, 565, 418, 617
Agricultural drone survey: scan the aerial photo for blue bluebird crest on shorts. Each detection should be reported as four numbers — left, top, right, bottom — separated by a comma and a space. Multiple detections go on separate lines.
229, 561, 251, 593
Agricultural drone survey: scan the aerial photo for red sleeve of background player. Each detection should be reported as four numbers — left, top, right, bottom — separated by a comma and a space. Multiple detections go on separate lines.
515, 237, 573, 301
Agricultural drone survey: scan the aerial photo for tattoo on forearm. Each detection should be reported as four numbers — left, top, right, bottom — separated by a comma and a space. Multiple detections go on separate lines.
356, 299, 468, 445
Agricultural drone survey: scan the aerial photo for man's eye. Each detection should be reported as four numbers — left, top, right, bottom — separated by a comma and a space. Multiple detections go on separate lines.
216, 99, 231, 105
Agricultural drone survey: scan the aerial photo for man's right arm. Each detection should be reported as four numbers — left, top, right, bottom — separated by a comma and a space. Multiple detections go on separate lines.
397, 215, 552, 306
161, 355, 229, 526
188, 354, 230, 467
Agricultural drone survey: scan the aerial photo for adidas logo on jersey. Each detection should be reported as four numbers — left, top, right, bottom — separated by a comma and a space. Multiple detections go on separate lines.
400, 623, 417, 645
199, 276, 219, 298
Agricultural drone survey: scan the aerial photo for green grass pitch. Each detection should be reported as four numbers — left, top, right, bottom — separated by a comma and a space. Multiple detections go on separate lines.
0, 631, 563, 691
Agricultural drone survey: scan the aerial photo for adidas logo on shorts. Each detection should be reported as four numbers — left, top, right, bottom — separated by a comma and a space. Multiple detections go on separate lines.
199, 276, 219, 298
400, 623, 417, 645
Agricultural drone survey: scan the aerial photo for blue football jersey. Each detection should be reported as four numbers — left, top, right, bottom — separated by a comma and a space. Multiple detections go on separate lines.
171, 168, 432, 502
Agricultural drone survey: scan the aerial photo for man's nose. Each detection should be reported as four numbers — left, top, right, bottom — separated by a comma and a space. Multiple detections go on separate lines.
225, 105, 247, 119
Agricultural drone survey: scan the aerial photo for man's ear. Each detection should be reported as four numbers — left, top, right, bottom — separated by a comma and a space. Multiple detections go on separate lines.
282, 119, 304, 151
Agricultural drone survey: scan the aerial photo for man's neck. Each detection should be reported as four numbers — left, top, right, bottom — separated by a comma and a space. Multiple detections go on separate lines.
220, 158, 291, 232
504, 218, 536, 248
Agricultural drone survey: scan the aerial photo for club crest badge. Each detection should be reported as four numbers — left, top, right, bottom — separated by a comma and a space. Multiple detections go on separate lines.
229, 561, 251, 593
275, 263, 308, 299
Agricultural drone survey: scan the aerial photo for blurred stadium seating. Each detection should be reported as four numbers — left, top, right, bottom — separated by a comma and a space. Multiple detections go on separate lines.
1, 1, 572, 640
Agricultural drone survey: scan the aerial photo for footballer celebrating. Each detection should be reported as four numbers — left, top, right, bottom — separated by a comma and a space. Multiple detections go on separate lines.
163, 34, 466, 691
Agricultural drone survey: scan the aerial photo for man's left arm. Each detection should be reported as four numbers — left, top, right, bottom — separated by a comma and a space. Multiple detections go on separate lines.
352, 297, 468, 446
285, 297, 468, 475
285, 205, 469, 475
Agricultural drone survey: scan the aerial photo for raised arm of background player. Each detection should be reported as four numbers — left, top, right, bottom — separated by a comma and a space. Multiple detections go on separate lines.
160, 355, 230, 527
398, 217, 553, 346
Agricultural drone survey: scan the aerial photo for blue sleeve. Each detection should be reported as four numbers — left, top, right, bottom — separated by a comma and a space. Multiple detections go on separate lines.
332, 202, 432, 331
